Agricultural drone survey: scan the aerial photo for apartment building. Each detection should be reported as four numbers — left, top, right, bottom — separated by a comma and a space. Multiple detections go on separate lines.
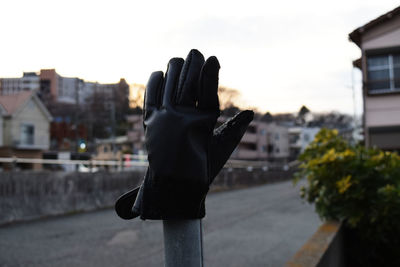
126, 114, 290, 161
39, 69, 126, 105
266, 123, 290, 160
233, 120, 268, 160
349, 6, 400, 151
231, 120, 289, 161
0, 72, 40, 95
1, 69, 129, 107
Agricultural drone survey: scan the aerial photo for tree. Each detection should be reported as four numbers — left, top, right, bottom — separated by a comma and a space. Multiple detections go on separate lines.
218, 86, 241, 110
128, 84, 244, 116
298, 105, 310, 117
130, 84, 145, 108
115, 78, 130, 122
89, 89, 111, 139
261, 112, 274, 122
296, 105, 311, 125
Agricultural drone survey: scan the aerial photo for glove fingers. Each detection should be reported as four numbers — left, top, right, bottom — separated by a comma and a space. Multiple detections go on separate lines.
162, 58, 184, 107
210, 110, 254, 179
198, 56, 220, 110
144, 71, 164, 110
176, 49, 205, 107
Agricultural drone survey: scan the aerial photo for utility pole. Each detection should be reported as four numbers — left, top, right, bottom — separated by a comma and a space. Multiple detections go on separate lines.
163, 220, 203, 267
111, 86, 116, 157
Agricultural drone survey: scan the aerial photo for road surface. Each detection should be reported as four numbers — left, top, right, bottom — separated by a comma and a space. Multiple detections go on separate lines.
0, 180, 321, 267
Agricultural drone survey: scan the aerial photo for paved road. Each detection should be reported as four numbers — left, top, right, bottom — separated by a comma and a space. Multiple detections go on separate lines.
0, 180, 321, 267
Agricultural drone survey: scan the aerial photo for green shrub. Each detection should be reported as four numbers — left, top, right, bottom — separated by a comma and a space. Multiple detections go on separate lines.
295, 128, 400, 264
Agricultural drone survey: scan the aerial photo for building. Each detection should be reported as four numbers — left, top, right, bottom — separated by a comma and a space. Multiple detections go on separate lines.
266, 123, 290, 161
1, 69, 131, 151
0, 91, 52, 169
0, 72, 40, 95
349, 6, 400, 151
232, 120, 290, 161
39, 69, 127, 106
126, 114, 146, 154
127, 114, 290, 161
233, 119, 268, 160
93, 136, 132, 161
1, 69, 129, 107
288, 127, 320, 160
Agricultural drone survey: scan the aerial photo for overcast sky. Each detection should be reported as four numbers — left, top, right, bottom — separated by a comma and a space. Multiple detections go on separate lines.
1, 0, 399, 115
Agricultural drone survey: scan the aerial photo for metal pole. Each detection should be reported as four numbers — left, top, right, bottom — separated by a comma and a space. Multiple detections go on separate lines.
163, 219, 203, 267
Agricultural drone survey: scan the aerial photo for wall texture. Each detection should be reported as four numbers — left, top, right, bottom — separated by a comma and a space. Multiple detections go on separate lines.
286, 222, 345, 267
0, 167, 295, 225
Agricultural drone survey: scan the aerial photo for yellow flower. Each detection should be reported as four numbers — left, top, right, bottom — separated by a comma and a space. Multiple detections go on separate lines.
321, 148, 337, 163
307, 159, 320, 168
343, 149, 355, 157
383, 184, 395, 193
335, 149, 355, 159
336, 175, 352, 194
371, 151, 385, 162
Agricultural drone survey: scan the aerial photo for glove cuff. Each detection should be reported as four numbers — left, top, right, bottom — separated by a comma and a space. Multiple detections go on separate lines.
136, 170, 208, 220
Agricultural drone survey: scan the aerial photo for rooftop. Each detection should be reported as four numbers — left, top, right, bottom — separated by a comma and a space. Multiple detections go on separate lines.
349, 5, 400, 47
0, 91, 33, 115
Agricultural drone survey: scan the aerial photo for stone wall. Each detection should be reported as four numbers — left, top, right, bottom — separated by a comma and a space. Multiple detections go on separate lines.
0, 167, 295, 225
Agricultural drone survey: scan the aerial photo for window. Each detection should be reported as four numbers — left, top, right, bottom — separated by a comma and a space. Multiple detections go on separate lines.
304, 133, 310, 142
239, 142, 257, 151
267, 144, 273, 153
20, 124, 34, 145
367, 53, 400, 93
247, 126, 256, 133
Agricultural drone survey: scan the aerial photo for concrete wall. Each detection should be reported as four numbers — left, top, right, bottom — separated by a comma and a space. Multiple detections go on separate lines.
286, 222, 345, 267
0, 167, 295, 225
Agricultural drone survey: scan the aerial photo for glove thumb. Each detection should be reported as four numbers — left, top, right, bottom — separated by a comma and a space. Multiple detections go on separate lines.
209, 110, 254, 180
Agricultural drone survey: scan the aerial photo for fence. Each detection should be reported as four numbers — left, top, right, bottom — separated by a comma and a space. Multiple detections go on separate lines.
0, 156, 298, 172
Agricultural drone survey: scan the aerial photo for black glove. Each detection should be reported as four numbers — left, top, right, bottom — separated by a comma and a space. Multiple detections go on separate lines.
115, 49, 253, 220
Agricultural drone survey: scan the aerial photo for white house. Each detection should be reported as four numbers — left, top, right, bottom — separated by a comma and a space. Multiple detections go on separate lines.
0, 91, 52, 169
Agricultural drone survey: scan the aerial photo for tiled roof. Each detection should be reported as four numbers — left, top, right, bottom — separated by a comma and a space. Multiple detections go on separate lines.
0, 91, 33, 115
